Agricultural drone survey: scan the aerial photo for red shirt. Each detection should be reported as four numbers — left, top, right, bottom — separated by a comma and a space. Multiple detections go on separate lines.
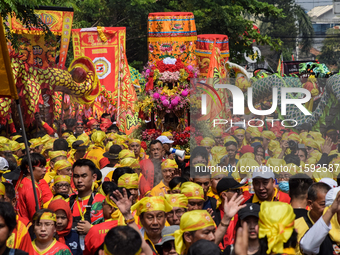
7, 216, 34, 254
38, 179, 53, 205
83, 220, 118, 255
17, 177, 43, 225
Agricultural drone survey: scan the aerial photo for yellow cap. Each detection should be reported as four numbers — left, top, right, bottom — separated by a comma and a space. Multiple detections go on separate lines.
180, 182, 204, 201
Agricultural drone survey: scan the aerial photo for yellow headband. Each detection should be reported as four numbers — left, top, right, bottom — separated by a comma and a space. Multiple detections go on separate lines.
0, 183, 5, 196
165, 194, 188, 208
288, 133, 301, 143
174, 210, 215, 255
118, 173, 139, 189
54, 160, 72, 172
77, 133, 90, 145
180, 182, 205, 201
54, 175, 71, 184
200, 137, 215, 147
120, 158, 140, 169
161, 159, 178, 170
128, 139, 141, 145
40, 212, 57, 222
66, 135, 77, 147
234, 129, 245, 135
326, 129, 337, 134
171, 182, 182, 192
258, 202, 295, 254
131, 196, 173, 217
118, 150, 135, 160
304, 138, 319, 150
49, 150, 67, 160
41, 134, 51, 144
105, 194, 118, 209
211, 127, 223, 137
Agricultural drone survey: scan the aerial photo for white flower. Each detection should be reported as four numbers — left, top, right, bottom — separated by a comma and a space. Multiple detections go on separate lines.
163, 57, 177, 65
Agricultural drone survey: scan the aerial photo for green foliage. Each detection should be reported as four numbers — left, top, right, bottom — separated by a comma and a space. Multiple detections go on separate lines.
259, 0, 313, 60
1, 0, 51, 48
318, 28, 340, 72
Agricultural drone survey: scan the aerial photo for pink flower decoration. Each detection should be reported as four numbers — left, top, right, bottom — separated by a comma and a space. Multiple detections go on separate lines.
162, 100, 170, 107
171, 99, 179, 106
181, 89, 188, 97
161, 96, 167, 101
153, 93, 160, 99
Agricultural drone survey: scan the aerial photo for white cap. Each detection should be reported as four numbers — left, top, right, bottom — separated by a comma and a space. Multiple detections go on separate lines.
156, 136, 174, 144
252, 166, 275, 179
0, 157, 9, 171
320, 178, 338, 189
326, 187, 340, 207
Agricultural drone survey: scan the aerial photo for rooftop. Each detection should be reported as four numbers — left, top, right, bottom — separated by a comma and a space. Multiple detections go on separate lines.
308, 5, 333, 18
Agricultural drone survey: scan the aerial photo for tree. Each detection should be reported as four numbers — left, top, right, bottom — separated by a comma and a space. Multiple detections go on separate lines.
318, 28, 340, 72
259, 0, 313, 61
1, 0, 51, 48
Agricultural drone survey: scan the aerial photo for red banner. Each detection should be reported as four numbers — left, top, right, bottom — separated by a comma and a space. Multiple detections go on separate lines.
72, 27, 125, 92
7, 8, 73, 69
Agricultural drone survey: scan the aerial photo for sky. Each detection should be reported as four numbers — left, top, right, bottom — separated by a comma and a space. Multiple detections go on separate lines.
296, 0, 334, 11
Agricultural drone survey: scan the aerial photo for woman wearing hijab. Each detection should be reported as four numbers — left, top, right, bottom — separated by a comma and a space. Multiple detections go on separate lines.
48, 200, 82, 255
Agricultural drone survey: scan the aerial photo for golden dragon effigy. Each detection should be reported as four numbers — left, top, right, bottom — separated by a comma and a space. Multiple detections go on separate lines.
0, 54, 116, 125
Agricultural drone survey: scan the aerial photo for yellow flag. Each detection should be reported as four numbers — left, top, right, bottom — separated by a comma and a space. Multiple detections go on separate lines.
0, 17, 18, 100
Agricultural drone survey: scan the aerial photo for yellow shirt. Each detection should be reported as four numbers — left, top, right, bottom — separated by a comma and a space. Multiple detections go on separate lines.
84, 146, 105, 169
252, 187, 279, 204
149, 180, 169, 197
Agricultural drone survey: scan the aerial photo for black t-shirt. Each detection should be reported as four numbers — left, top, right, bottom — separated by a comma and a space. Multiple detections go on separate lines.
3, 248, 28, 255
294, 208, 308, 219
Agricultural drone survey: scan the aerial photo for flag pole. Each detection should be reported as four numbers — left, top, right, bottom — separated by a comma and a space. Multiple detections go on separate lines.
0, 16, 40, 211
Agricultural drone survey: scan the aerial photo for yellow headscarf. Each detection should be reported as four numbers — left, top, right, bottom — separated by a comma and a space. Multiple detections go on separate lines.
105, 194, 125, 225
0, 182, 5, 196
105, 141, 114, 152
54, 160, 72, 173
29, 138, 44, 148
54, 175, 71, 184
118, 150, 135, 160
77, 133, 90, 145
180, 182, 204, 201
117, 173, 139, 189
120, 158, 140, 169
174, 210, 215, 255
211, 127, 223, 137
288, 133, 301, 143
258, 202, 295, 254
210, 146, 227, 166
312, 169, 334, 182
0, 144, 10, 152
91, 130, 106, 148
268, 140, 280, 152
234, 128, 245, 135
250, 128, 262, 138
43, 140, 54, 151
9, 141, 21, 152
262, 131, 276, 140
0, 136, 9, 144
236, 158, 259, 175
39, 212, 57, 222
12, 135, 22, 141
165, 194, 188, 208
131, 196, 172, 217
66, 135, 77, 147
304, 138, 319, 150
299, 132, 308, 140
161, 159, 178, 170
162, 131, 173, 137
49, 150, 67, 160
224, 136, 237, 144
200, 137, 215, 147
266, 158, 286, 169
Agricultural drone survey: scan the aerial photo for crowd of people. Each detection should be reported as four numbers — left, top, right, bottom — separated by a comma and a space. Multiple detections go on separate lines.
0, 115, 340, 255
